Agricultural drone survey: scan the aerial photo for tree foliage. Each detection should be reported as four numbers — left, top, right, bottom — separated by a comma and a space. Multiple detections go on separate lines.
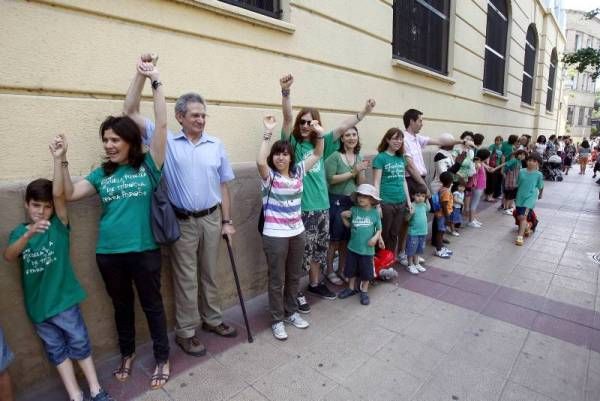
561, 9, 600, 80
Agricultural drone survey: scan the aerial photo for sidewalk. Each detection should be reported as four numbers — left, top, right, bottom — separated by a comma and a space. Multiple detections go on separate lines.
21, 170, 600, 401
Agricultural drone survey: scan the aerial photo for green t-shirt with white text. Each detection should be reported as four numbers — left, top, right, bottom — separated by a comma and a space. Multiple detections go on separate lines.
516, 169, 544, 209
282, 130, 339, 212
372, 152, 407, 204
86, 153, 160, 254
347, 206, 381, 256
8, 215, 86, 323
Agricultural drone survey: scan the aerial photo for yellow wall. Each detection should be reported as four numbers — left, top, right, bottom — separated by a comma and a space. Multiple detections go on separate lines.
0, 0, 565, 181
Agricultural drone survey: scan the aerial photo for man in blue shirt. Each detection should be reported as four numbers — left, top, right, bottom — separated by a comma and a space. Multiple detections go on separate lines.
124, 54, 237, 357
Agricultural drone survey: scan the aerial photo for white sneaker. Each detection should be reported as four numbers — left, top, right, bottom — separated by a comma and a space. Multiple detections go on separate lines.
415, 263, 426, 272
474, 219, 483, 226
284, 312, 309, 329
450, 231, 460, 237
434, 249, 451, 259
396, 253, 409, 266
418, 256, 425, 263
503, 208, 514, 215
467, 221, 481, 228
272, 322, 288, 341
441, 247, 453, 255
406, 265, 419, 274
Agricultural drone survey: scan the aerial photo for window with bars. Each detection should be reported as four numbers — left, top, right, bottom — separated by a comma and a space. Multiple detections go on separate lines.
392, 0, 451, 75
546, 48, 557, 112
483, 0, 509, 94
218, 0, 281, 19
567, 105, 574, 125
521, 25, 537, 105
578, 107, 585, 126
588, 108, 593, 125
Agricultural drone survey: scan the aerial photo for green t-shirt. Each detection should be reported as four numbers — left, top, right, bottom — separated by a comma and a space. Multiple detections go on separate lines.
501, 141, 514, 159
372, 152, 407, 204
8, 215, 86, 323
408, 202, 430, 236
86, 153, 159, 254
325, 151, 363, 196
282, 130, 339, 212
347, 206, 381, 256
488, 144, 504, 165
516, 169, 544, 209
503, 158, 520, 173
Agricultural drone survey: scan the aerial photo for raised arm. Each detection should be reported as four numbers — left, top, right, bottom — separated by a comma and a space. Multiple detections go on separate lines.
123, 53, 157, 135
138, 61, 167, 168
53, 135, 96, 201
303, 121, 325, 171
280, 74, 294, 138
332, 99, 376, 140
257, 115, 276, 180
49, 135, 69, 225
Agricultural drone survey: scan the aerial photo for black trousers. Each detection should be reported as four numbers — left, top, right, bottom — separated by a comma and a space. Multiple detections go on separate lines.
96, 249, 170, 363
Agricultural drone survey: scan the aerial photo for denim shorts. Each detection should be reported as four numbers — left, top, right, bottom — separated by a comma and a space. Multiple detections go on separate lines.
344, 249, 375, 281
434, 215, 446, 232
450, 208, 462, 224
0, 326, 14, 372
328, 194, 352, 242
405, 235, 426, 256
34, 304, 91, 366
515, 206, 533, 218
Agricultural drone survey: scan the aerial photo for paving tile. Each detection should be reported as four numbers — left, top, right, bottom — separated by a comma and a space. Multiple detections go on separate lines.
586, 369, 600, 401
436, 286, 490, 313
555, 265, 598, 283
252, 359, 337, 401
500, 381, 567, 401
416, 266, 462, 286
412, 358, 506, 401
493, 286, 546, 311
400, 275, 450, 299
545, 284, 596, 310
328, 316, 396, 356
551, 275, 597, 296
482, 299, 539, 330
401, 315, 468, 353
338, 357, 422, 401
540, 298, 596, 327
228, 387, 269, 401
514, 259, 558, 274
373, 333, 447, 380
532, 314, 592, 347
452, 274, 500, 296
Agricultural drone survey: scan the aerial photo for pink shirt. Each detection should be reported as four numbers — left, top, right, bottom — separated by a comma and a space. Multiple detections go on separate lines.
403, 131, 430, 177
475, 164, 486, 190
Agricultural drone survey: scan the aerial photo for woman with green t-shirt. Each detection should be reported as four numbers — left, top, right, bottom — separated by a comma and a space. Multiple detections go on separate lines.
279, 73, 375, 309
324, 126, 368, 285
54, 57, 170, 390
373, 128, 414, 260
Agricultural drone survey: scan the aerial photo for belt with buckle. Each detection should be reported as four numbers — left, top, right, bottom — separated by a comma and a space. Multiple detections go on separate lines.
173, 204, 218, 220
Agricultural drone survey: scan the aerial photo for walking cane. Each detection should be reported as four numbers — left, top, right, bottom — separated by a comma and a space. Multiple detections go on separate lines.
222, 234, 254, 343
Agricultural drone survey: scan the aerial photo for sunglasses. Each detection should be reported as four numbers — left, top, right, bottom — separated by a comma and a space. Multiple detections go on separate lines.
299, 119, 312, 126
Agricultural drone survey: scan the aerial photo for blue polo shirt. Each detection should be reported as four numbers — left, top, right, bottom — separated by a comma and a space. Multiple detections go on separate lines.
145, 119, 235, 211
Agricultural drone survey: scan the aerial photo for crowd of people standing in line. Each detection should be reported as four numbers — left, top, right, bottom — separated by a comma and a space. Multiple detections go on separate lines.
0, 53, 591, 401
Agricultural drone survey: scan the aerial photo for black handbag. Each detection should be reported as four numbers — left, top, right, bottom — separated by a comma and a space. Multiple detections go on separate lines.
258, 176, 274, 235
144, 159, 181, 245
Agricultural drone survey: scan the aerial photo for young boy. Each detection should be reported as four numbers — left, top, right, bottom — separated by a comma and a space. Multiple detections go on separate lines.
432, 172, 454, 258
338, 184, 384, 306
450, 183, 465, 236
406, 186, 430, 274
3, 137, 114, 401
514, 153, 544, 246
501, 149, 527, 214
0, 326, 14, 401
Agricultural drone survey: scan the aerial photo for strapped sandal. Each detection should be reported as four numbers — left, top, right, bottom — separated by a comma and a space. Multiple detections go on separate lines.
150, 361, 170, 390
113, 353, 135, 382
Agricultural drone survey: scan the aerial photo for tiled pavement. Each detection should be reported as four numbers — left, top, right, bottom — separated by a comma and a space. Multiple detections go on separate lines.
21, 170, 600, 401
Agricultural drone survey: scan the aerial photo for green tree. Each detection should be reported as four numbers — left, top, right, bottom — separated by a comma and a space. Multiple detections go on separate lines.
562, 9, 600, 80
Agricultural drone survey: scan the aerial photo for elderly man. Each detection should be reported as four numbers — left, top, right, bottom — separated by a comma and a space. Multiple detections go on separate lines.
124, 55, 237, 357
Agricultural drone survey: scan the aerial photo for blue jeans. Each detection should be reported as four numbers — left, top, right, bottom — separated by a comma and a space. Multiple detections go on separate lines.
34, 305, 91, 366
0, 326, 14, 372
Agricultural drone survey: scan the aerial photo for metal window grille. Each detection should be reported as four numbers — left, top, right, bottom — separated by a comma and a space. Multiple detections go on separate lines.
219, 0, 281, 19
483, 0, 508, 94
567, 106, 574, 125
521, 25, 536, 105
578, 107, 585, 126
588, 108, 593, 125
546, 49, 557, 111
392, 0, 450, 75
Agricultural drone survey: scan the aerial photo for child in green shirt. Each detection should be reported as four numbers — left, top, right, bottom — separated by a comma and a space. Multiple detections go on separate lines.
406, 186, 430, 274
338, 184, 384, 306
515, 153, 544, 246
3, 137, 114, 401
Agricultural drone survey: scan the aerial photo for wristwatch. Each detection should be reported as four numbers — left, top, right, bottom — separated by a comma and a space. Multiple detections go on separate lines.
151, 80, 162, 90
222, 219, 233, 225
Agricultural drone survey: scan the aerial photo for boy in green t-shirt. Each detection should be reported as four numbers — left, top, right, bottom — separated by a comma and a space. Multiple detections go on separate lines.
405, 186, 430, 274
338, 184, 384, 306
3, 138, 113, 401
514, 154, 544, 246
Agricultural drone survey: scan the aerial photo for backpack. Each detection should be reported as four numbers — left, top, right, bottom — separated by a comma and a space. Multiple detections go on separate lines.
429, 191, 441, 213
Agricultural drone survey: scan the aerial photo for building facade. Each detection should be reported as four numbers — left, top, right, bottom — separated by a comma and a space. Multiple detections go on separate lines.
0, 0, 566, 392
563, 9, 600, 138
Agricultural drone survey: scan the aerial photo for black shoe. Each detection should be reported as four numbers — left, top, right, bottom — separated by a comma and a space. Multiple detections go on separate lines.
442, 238, 450, 244
307, 282, 337, 300
296, 292, 311, 314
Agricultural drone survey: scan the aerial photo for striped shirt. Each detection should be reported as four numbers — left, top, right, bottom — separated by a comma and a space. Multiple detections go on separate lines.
261, 162, 306, 238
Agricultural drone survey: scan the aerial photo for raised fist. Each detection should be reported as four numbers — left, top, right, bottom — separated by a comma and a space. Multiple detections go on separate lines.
364, 98, 376, 114
280, 74, 294, 90
263, 115, 277, 132
49, 134, 67, 159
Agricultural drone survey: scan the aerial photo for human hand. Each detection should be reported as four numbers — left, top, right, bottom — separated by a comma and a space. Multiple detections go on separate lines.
310, 120, 324, 135
25, 220, 51, 239
363, 98, 376, 114
378, 237, 385, 249
221, 223, 236, 243
140, 53, 158, 66
263, 115, 277, 132
137, 61, 160, 81
406, 203, 414, 214
367, 237, 377, 247
280, 74, 293, 90
49, 134, 67, 160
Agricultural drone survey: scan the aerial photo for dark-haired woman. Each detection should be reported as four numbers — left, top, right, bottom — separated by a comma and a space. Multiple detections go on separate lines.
324, 127, 367, 286
257, 115, 323, 341
54, 59, 170, 390
279, 74, 375, 308
578, 139, 591, 175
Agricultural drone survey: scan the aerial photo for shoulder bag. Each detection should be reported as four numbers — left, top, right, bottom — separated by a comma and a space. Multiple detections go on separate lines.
144, 159, 181, 245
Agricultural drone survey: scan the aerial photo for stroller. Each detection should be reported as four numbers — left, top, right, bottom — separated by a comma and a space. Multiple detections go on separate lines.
541, 154, 563, 181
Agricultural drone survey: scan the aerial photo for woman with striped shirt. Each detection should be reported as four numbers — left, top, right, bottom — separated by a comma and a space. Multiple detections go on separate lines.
257, 115, 324, 341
